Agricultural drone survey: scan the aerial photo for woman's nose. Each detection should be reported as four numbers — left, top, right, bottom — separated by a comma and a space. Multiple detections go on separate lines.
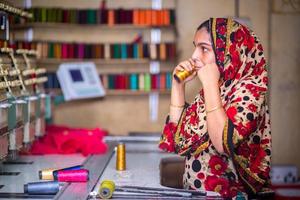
192, 48, 202, 60
192, 48, 200, 61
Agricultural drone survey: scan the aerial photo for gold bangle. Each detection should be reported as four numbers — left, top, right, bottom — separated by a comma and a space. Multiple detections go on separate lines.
206, 105, 222, 113
170, 104, 184, 108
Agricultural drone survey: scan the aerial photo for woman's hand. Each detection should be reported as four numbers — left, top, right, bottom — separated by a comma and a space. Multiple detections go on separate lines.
196, 62, 220, 87
170, 59, 198, 123
172, 59, 197, 85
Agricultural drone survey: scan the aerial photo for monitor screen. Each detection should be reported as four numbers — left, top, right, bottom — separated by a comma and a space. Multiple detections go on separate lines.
69, 69, 83, 82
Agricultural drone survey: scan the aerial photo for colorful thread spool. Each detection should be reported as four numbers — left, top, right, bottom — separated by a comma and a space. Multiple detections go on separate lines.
52, 165, 83, 179
39, 168, 57, 180
116, 143, 126, 171
24, 181, 59, 194
39, 165, 83, 180
174, 69, 194, 83
53, 169, 89, 182
99, 180, 115, 199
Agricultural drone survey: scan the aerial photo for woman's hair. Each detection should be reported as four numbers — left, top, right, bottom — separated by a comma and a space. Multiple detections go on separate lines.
196, 20, 214, 55
197, 20, 210, 33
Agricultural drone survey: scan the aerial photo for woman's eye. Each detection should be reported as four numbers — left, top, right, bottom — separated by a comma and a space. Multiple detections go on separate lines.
202, 47, 208, 52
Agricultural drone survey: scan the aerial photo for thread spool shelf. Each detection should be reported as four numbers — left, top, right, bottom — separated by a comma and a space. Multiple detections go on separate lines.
46, 88, 170, 97
37, 58, 175, 73
11, 23, 176, 31
7, 0, 177, 135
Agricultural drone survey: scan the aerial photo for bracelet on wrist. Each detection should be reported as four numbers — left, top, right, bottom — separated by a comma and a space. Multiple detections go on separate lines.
206, 105, 222, 113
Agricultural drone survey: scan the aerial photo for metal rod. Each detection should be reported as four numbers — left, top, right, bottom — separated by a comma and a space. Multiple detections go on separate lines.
115, 187, 192, 197
119, 185, 206, 196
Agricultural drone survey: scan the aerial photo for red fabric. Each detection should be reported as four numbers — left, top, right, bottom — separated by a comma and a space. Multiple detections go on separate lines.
23, 125, 108, 156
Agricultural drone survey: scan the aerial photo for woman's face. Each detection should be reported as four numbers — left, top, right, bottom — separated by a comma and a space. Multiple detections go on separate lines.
192, 28, 216, 66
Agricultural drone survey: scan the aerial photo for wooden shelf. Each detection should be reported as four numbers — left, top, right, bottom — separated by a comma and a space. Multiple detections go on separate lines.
46, 88, 170, 96
106, 89, 170, 96
12, 23, 176, 31
38, 58, 151, 65
38, 58, 175, 73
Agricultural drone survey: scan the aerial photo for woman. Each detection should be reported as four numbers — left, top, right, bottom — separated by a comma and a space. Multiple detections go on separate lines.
159, 18, 271, 198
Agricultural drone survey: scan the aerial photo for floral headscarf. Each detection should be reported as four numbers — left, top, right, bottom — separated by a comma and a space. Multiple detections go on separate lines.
159, 18, 271, 194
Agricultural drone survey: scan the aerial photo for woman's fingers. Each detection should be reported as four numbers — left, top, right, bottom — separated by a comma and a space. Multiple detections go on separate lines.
176, 64, 185, 71
174, 59, 197, 77
188, 58, 196, 69
191, 70, 197, 77
180, 60, 193, 71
